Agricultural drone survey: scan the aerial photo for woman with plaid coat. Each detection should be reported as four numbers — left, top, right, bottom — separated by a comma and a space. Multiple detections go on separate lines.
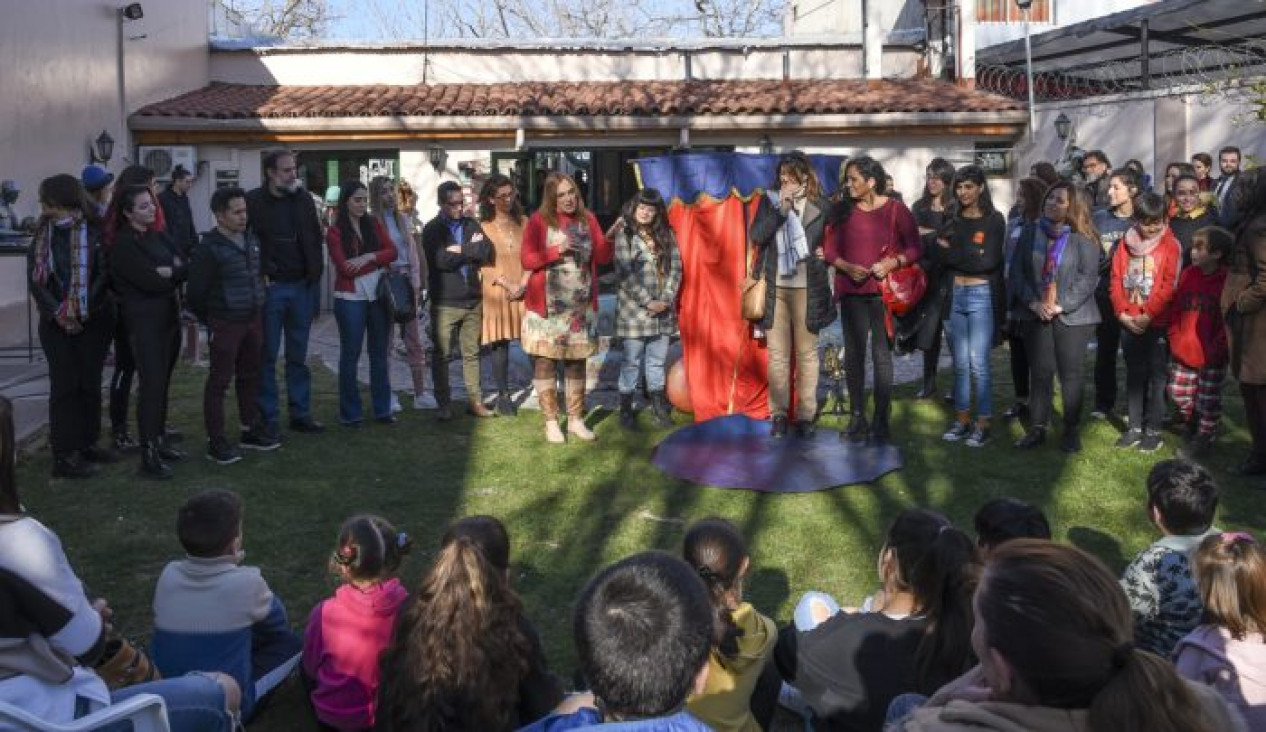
614, 188, 683, 429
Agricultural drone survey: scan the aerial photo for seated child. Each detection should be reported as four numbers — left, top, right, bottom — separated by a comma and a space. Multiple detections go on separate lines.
303, 515, 410, 731
1121, 459, 1220, 657
519, 551, 715, 731
1174, 531, 1266, 730
682, 518, 777, 732
973, 497, 1051, 556
151, 489, 303, 720
1166, 226, 1232, 459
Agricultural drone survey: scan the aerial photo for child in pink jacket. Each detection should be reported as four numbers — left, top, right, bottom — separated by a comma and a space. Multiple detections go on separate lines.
303, 516, 411, 731
1174, 532, 1266, 730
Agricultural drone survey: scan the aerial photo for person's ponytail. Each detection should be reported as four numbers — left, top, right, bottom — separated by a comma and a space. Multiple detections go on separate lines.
910, 524, 979, 693
1089, 647, 1214, 732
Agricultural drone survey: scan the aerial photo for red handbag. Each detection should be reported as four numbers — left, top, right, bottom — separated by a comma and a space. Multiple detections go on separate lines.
877, 204, 927, 317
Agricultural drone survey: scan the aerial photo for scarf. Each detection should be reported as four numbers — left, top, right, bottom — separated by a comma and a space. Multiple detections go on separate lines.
767, 191, 809, 278
1123, 226, 1163, 257
1039, 218, 1071, 306
32, 217, 90, 321
1174, 205, 1208, 221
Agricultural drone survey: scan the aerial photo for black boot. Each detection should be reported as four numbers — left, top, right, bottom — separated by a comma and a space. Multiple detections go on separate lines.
52, 452, 100, 479
842, 414, 869, 443
496, 391, 517, 417
915, 362, 937, 400
649, 391, 673, 428
157, 437, 187, 463
141, 444, 174, 480
619, 394, 637, 430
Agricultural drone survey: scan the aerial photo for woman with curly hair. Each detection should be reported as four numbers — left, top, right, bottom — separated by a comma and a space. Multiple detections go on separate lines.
376, 516, 562, 731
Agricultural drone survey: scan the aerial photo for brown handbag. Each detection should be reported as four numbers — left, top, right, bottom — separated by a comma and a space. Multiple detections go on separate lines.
740, 220, 766, 322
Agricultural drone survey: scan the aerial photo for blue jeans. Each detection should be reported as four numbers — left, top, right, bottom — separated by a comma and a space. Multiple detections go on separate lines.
793, 590, 841, 631
94, 672, 232, 732
333, 298, 392, 424
944, 282, 995, 417
884, 692, 929, 727
259, 281, 317, 427
618, 335, 670, 394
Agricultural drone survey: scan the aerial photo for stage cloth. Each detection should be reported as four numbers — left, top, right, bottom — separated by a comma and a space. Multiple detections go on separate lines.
652, 415, 903, 492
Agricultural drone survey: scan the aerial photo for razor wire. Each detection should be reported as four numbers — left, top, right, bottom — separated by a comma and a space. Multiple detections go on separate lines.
977, 38, 1266, 103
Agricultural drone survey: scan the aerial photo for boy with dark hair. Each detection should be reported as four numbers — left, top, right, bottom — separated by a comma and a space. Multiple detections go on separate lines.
521, 551, 714, 731
1167, 226, 1232, 459
1121, 459, 1221, 657
973, 497, 1051, 554
1110, 192, 1183, 452
187, 186, 276, 464
151, 489, 302, 721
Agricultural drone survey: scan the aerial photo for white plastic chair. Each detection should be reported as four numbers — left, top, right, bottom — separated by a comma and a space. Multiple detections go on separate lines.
0, 693, 170, 732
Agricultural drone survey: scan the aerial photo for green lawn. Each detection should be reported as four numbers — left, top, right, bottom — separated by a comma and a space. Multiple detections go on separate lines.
16, 357, 1266, 729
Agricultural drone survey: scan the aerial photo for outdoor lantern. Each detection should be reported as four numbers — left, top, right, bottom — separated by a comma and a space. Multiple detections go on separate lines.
1014, 0, 1033, 9
428, 146, 448, 172
92, 130, 114, 164
120, 3, 144, 21
1054, 113, 1072, 141
758, 135, 774, 155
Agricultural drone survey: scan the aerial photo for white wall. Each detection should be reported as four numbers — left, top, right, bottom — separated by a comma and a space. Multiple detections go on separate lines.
0, 0, 208, 318
210, 44, 922, 85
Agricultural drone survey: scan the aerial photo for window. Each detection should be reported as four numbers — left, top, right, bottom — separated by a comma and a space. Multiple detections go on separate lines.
976, 0, 1051, 23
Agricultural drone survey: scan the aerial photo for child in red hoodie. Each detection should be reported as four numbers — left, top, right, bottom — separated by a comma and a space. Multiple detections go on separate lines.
1110, 192, 1182, 452
1166, 227, 1231, 458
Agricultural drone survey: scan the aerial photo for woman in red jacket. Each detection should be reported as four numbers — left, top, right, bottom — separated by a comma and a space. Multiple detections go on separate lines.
328, 180, 398, 427
520, 172, 613, 443
1110, 192, 1182, 452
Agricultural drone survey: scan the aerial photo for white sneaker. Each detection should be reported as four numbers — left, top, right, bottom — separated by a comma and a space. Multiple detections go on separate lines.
412, 393, 437, 410
390, 394, 403, 415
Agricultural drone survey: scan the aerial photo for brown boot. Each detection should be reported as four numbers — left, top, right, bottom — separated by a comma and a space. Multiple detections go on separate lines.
535, 378, 565, 443
566, 378, 596, 441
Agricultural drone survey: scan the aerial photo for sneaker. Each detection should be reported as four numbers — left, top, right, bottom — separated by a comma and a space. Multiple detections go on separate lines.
942, 421, 972, 442
1115, 429, 1144, 449
52, 452, 100, 479
206, 438, 243, 465
289, 417, 326, 434
240, 428, 281, 451
965, 425, 991, 448
112, 431, 140, 453
1138, 431, 1164, 453
1014, 427, 1046, 449
1089, 409, 1110, 420
390, 394, 403, 415
81, 444, 120, 464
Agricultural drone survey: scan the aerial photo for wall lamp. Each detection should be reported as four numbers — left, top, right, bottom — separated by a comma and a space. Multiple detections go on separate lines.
120, 3, 143, 21
90, 130, 115, 165
428, 146, 448, 173
1054, 112, 1072, 141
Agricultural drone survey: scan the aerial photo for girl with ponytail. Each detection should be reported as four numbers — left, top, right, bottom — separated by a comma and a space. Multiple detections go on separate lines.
681, 518, 777, 732
376, 516, 562, 731
891, 540, 1244, 731
775, 509, 980, 732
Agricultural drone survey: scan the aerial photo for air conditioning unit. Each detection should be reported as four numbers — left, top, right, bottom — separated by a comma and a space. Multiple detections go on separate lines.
138, 146, 197, 182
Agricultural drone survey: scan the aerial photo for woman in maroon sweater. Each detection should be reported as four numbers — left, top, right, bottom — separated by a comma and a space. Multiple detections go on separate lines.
822, 156, 921, 445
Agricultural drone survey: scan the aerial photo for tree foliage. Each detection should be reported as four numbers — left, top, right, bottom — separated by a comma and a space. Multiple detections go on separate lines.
219, 0, 335, 41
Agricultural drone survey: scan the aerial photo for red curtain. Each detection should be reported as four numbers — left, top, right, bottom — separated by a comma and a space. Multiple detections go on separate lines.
670, 196, 769, 422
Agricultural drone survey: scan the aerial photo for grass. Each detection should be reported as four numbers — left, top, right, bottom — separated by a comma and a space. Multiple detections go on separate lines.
16, 354, 1266, 730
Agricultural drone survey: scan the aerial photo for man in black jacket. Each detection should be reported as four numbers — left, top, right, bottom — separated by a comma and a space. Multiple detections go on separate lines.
421, 181, 494, 419
159, 165, 202, 366
188, 187, 278, 464
246, 150, 325, 439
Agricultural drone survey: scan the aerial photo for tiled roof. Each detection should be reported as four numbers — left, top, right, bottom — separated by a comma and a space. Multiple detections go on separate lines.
135, 79, 1025, 119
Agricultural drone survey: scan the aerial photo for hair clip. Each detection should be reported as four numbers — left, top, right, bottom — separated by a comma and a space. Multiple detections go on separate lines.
397, 532, 410, 549
332, 545, 357, 566
1222, 531, 1258, 546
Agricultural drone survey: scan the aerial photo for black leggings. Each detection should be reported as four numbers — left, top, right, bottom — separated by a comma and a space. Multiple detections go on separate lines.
1121, 328, 1168, 432
490, 341, 511, 392
109, 315, 135, 434
1008, 330, 1029, 401
1093, 291, 1121, 412
124, 298, 179, 445
1023, 319, 1095, 432
841, 295, 893, 432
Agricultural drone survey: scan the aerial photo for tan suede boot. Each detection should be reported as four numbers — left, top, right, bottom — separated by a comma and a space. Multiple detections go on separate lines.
566, 378, 596, 441
535, 378, 565, 443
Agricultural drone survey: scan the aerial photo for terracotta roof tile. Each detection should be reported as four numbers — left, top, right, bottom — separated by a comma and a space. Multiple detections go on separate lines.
136, 79, 1024, 120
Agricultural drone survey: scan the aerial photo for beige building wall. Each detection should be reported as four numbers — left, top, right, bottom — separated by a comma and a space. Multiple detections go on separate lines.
0, 0, 209, 327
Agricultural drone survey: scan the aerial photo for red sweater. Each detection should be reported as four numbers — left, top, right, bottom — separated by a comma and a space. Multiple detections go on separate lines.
327, 219, 397, 293
521, 210, 612, 318
1109, 228, 1182, 323
1166, 265, 1229, 369
823, 199, 921, 297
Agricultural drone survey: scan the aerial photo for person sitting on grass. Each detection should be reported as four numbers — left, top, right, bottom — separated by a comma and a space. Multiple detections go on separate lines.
302, 515, 411, 732
888, 540, 1246, 732
1121, 459, 1220, 658
0, 397, 243, 730
973, 498, 1051, 556
682, 518, 777, 732
1175, 531, 1266, 729
1166, 226, 1232, 460
376, 515, 562, 731
151, 489, 303, 721
775, 509, 979, 732
520, 551, 716, 731
1110, 191, 1182, 453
